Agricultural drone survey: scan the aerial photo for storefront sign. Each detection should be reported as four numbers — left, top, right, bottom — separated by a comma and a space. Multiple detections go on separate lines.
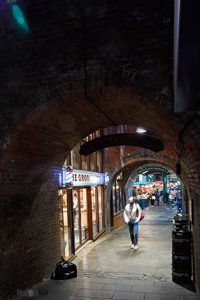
73, 169, 104, 187
59, 168, 105, 188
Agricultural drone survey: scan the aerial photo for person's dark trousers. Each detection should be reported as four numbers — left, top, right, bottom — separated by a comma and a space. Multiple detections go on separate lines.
133, 234, 138, 245
128, 221, 138, 245
128, 222, 134, 243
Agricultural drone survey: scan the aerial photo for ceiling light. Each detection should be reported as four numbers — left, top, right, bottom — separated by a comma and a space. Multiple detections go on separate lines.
136, 127, 147, 134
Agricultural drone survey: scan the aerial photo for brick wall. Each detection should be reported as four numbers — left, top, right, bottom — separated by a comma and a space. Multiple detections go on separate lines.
1, 0, 200, 297
191, 190, 200, 291
0, 155, 62, 299
181, 133, 200, 293
1, 90, 200, 298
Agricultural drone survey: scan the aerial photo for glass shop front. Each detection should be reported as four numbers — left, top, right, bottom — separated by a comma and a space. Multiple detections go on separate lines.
58, 170, 105, 260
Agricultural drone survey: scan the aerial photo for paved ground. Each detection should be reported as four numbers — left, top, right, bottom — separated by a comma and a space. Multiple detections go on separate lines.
16, 205, 200, 300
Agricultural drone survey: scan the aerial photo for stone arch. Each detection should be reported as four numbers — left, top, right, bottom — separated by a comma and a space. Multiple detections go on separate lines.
103, 147, 190, 221
1, 87, 200, 298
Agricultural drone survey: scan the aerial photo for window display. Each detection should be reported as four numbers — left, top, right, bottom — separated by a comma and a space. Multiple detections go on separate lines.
98, 186, 103, 232
91, 187, 98, 237
112, 174, 124, 215
58, 189, 71, 259
73, 189, 80, 249
80, 189, 89, 242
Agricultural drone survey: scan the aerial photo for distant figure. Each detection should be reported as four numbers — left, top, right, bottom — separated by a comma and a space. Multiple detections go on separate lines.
123, 196, 142, 250
155, 189, 160, 206
176, 190, 182, 211
132, 189, 137, 197
151, 193, 156, 206
169, 192, 175, 208
165, 191, 169, 207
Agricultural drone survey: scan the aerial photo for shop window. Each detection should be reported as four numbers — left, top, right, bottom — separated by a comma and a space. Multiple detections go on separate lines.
72, 134, 103, 173
91, 187, 98, 237
96, 151, 102, 172
95, 130, 101, 137
58, 189, 72, 259
89, 133, 93, 141
117, 179, 123, 211
98, 186, 104, 232
73, 189, 80, 249
81, 154, 89, 170
89, 152, 96, 172
73, 188, 89, 249
80, 188, 89, 242
71, 144, 81, 169
80, 137, 89, 170
115, 182, 120, 211
112, 177, 124, 215
89, 152, 97, 171
112, 184, 116, 214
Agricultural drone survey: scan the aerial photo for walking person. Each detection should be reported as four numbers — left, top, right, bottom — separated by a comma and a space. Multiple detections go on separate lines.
123, 196, 142, 250
155, 189, 160, 206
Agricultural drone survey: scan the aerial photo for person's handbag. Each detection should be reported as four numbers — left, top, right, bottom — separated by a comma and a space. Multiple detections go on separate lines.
140, 210, 145, 221
136, 209, 145, 221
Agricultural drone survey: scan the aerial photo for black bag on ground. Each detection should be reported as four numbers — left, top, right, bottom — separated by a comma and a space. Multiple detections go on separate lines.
51, 257, 77, 280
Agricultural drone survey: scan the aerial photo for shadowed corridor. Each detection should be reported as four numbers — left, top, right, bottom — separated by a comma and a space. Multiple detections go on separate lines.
16, 205, 199, 300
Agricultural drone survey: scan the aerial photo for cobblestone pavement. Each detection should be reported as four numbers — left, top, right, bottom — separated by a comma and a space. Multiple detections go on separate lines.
16, 205, 200, 300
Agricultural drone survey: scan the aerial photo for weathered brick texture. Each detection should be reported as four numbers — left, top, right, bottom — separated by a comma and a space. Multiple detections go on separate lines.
1, 0, 200, 298
0, 159, 61, 299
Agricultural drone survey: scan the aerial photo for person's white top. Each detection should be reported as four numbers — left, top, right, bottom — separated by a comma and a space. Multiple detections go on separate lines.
123, 202, 141, 224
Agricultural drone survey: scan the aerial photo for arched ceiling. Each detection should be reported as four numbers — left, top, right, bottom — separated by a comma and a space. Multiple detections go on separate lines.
1, 0, 175, 152
103, 147, 189, 191
0, 0, 199, 193
124, 162, 182, 184
135, 163, 171, 175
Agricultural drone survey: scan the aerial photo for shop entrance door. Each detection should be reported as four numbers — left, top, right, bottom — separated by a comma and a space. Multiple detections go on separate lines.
91, 186, 105, 239
73, 188, 89, 249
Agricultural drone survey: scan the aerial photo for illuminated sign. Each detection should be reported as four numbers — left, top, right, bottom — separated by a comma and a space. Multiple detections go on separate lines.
65, 165, 73, 188
104, 172, 109, 184
59, 168, 105, 188
72, 170, 104, 187
60, 165, 73, 189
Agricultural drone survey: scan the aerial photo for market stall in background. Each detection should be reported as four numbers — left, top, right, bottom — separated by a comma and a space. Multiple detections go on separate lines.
132, 173, 183, 210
